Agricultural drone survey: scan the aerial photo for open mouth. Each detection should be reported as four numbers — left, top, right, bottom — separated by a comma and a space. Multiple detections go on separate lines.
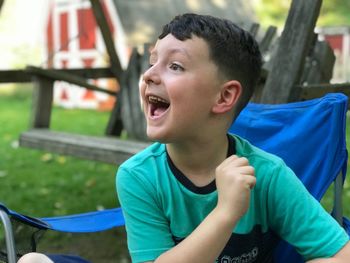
148, 95, 170, 117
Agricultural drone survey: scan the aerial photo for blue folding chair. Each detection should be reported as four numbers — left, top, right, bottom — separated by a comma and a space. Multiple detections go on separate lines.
229, 92, 350, 262
1, 93, 349, 263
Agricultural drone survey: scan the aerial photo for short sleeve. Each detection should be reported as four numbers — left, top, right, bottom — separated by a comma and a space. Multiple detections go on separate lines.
116, 166, 174, 262
266, 162, 349, 261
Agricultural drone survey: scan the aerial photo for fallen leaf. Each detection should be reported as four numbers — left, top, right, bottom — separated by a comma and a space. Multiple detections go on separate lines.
56, 156, 67, 164
96, 205, 105, 211
11, 140, 19, 149
85, 178, 96, 188
41, 153, 53, 162
0, 170, 7, 178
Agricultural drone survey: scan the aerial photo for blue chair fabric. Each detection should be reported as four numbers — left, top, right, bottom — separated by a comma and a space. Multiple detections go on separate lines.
229, 92, 349, 262
0, 204, 124, 233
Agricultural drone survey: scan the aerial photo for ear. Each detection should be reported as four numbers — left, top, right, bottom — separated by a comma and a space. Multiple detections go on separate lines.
212, 80, 242, 114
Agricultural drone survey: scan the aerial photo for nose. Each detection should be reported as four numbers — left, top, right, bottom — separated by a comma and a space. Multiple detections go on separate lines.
143, 64, 161, 85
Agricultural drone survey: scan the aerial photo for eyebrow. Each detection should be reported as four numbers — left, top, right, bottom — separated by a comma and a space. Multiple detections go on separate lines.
150, 47, 192, 59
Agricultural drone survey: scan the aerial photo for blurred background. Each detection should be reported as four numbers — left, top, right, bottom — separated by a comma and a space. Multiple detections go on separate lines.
0, 0, 349, 262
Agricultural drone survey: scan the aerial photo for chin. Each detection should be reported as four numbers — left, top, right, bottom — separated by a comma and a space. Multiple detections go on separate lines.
146, 128, 171, 143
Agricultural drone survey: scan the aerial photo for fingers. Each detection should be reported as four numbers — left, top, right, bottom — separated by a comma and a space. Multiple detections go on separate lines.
216, 155, 256, 189
237, 165, 255, 176
244, 175, 256, 189
222, 155, 248, 166
215, 155, 256, 221
220, 155, 255, 175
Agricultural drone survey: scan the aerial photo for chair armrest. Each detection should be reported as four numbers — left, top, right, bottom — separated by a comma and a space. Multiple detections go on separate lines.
0, 208, 16, 263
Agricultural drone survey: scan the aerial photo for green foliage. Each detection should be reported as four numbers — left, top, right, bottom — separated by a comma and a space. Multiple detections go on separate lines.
253, 0, 350, 29
253, 0, 290, 28
318, 0, 350, 26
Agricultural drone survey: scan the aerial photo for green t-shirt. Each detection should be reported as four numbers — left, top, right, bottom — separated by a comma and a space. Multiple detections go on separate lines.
116, 135, 348, 262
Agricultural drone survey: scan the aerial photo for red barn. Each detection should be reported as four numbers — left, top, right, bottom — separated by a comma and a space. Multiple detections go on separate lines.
44, 0, 255, 109
45, 0, 129, 109
317, 26, 350, 83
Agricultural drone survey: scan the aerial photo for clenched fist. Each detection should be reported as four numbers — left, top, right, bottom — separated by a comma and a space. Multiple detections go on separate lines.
215, 155, 256, 223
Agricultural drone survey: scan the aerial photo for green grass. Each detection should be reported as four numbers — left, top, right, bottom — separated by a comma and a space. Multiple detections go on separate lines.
0, 85, 118, 217
0, 85, 129, 262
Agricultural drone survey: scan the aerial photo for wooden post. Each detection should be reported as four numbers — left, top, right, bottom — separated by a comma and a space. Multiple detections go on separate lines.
259, 26, 277, 54
300, 40, 335, 85
0, 0, 4, 13
130, 45, 149, 140
299, 82, 350, 101
116, 45, 149, 141
89, 0, 122, 79
0, 67, 115, 84
26, 66, 115, 96
90, 0, 123, 136
31, 76, 54, 129
260, 0, 323, 103
249, 23, 260, 37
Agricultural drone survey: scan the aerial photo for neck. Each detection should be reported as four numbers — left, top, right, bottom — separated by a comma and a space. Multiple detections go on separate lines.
166, 134, 229, 184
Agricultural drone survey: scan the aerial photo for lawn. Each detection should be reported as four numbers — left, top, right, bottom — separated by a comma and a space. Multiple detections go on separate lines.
0, 84, 350, 262
0, 85, 118, 216
0, 84, 129, 262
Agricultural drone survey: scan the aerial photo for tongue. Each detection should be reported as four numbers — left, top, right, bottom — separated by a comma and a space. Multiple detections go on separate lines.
154, 107, 167, 116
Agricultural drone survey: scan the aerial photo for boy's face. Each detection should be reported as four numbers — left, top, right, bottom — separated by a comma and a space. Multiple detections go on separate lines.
140, 34, 224, 143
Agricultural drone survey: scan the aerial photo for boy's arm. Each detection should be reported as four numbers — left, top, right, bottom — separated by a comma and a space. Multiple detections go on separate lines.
149, 155, 255, 263
306, 242, 350, 262
144, 240, 350, 263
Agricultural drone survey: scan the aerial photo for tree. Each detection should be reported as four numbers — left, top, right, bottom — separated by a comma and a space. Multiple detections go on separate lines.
318, 0, 350, 26
253, 0, 290, 28
253, 0, 350, 28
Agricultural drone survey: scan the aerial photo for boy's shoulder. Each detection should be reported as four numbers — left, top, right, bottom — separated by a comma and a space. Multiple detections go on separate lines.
232, 134, 289, 179
117, 142, 171, 192
233, 134, 283, 164
120, 141, 166, 170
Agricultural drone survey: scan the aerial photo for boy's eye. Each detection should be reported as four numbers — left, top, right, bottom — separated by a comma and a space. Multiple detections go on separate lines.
169, 63, 184, 71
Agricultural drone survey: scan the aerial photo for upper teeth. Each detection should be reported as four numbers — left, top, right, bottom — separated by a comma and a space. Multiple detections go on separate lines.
149, 95, 168, 104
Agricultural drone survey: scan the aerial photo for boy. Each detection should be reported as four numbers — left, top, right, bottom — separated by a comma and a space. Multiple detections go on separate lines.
116, 13, 350, 263
18, 13, 350, 263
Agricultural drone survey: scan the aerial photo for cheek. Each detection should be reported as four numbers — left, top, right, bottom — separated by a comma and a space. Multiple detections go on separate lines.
139, 81, 146, 98
139, 83, 148, 108
167, 76, 217, 110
